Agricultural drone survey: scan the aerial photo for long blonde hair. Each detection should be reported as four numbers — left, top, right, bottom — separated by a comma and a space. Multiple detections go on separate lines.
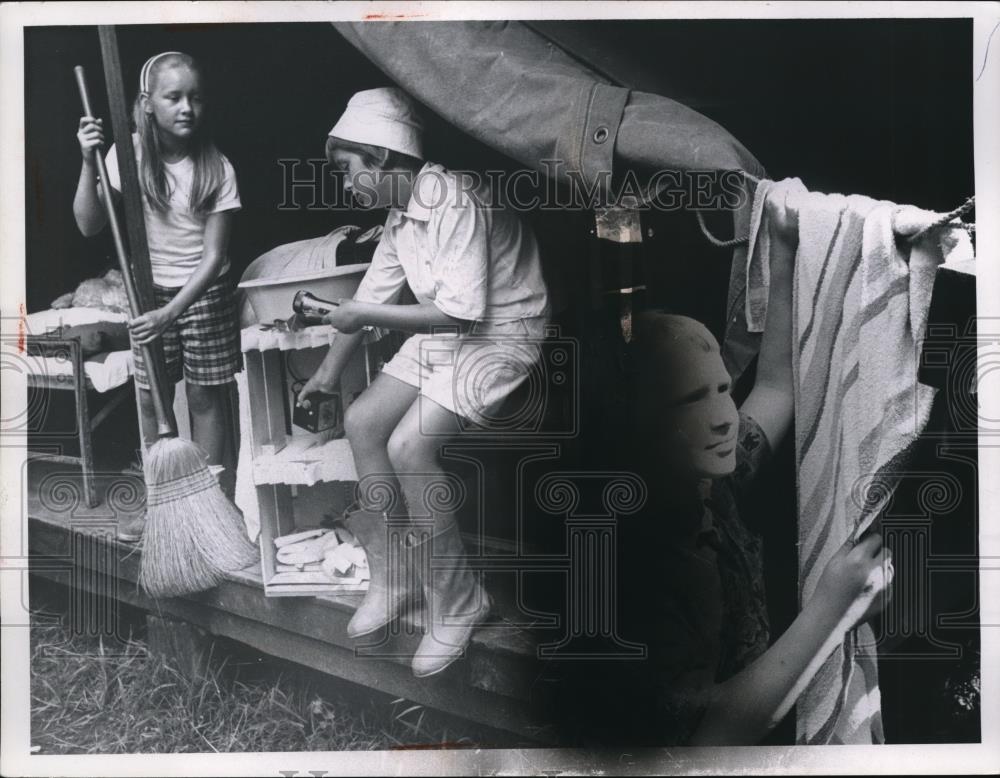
132, 52, 225, 216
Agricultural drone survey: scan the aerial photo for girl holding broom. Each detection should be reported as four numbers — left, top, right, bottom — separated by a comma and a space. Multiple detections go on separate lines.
74, 51, 242, 543
297, 87, 550, 677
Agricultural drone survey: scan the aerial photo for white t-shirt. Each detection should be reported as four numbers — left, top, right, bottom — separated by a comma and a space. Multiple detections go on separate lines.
105, 135, 241, 287
353, 162, 549, 323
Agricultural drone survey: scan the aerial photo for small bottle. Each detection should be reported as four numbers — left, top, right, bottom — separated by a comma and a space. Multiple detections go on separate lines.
292, 290, 339, 324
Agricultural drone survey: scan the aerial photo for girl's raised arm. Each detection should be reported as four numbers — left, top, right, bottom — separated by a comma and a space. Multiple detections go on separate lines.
739, 194, 797, 451
73, 115, 110, 236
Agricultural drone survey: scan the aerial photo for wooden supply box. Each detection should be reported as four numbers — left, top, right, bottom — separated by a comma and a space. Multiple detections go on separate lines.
242, 323, 387, 596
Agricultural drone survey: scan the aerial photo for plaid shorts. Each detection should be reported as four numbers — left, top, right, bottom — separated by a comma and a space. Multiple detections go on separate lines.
131, 278, 240, 389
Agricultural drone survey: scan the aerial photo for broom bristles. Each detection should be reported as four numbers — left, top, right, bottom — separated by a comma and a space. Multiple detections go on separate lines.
139, 437, 259, 599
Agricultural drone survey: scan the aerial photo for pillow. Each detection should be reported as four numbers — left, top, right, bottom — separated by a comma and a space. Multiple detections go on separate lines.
51, 268, 129, 314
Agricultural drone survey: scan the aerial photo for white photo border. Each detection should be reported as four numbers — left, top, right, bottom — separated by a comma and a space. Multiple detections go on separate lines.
1, 2, 997, 775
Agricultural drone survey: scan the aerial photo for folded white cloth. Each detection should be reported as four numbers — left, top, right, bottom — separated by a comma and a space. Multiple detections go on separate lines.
22, 350, 132, 394
25, 306, 128, 332
22, 308, 133, 394
272, 527, 369, 583
275, 529, 340, 565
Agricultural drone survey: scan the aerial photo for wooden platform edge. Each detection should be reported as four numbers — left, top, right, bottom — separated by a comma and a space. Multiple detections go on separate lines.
27, 515, 557, 743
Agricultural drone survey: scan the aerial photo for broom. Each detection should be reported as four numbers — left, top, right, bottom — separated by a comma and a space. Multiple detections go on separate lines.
74, 63, 258, 598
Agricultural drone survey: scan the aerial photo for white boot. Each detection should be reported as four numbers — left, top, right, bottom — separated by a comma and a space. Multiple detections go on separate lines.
410, 523, 492, 678
344, 506, 417, 638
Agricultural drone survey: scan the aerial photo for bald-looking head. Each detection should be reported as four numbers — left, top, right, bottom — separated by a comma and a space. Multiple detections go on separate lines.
630, 311, 739, 479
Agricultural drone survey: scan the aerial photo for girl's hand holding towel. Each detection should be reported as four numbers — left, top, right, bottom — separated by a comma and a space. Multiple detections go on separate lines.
810, 532, 894, 629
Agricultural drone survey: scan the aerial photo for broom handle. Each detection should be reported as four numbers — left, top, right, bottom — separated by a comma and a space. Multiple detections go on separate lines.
74, 65, 175, 438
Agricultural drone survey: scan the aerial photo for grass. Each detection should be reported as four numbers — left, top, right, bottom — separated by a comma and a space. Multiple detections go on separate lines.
29, 581, 507, 754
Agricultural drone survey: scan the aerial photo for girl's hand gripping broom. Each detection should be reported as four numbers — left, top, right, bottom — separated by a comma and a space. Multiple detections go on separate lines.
74, 64, 258, 597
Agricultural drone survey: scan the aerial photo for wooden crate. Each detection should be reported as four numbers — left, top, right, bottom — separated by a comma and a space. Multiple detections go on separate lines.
242, 324, 377, 597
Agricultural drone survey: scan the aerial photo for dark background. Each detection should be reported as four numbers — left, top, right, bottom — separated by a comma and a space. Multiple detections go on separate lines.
24, 19, 974, 313
23, 19, 978, 745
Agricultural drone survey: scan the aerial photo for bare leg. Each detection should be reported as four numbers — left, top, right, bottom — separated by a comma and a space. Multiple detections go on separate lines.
385, 396, 463, 530
185, 383, 230, 465
344, 373, 418, 514
181, 382, 236, 498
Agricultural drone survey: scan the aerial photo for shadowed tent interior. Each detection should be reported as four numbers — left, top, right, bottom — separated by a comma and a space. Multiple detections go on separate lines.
23, 19, 977, 745
26, 20, 973, 316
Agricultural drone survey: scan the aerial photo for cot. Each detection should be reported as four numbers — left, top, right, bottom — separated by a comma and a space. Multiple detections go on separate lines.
24, 307, 134, 508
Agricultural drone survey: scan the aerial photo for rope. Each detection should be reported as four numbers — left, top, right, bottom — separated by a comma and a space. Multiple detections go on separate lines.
693, 169, 761, 248
908, 196, 976, 244
695, 209, 749, 248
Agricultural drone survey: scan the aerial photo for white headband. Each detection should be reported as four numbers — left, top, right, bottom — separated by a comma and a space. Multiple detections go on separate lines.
140, 51, 185, 94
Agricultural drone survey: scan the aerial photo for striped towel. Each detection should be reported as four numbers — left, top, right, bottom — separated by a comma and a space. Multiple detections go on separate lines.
745, 180, 974, 744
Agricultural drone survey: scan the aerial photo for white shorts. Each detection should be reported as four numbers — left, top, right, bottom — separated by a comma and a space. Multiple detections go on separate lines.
381, 317, 549, 424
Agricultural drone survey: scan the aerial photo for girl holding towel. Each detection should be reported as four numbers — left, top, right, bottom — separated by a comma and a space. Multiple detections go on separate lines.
623, 309, 892, 745
571, 205, 894, 746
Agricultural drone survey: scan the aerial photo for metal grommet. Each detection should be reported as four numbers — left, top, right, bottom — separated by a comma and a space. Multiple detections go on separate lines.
592, 126, 609, 144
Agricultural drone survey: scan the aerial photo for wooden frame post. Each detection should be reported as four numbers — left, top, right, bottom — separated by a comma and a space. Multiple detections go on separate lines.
97, 26, 177, 436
